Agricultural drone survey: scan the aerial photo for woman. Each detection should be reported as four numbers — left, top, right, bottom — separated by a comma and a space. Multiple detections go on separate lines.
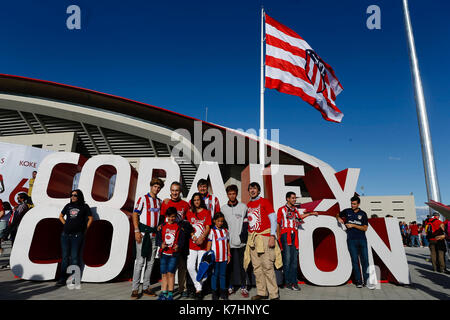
56, 189, 93, 286
0, 201, 12, 255
186, 192, 211, 300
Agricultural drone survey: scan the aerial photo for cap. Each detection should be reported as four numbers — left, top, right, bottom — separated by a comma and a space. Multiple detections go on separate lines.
432, 211, 440, 217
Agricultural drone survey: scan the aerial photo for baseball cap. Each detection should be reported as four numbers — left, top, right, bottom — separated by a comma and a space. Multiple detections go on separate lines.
432, 211, 440, 217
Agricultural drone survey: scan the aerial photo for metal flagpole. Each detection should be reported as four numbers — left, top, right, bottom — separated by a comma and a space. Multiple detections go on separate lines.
402, 0, 441, 207
259, 7, 265, 169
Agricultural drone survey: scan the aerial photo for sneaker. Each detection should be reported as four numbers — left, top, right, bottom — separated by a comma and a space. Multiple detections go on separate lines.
251, 295, 268, 300
166, 295, 174, 301
270, 296, 280, 300
212, 291, 219, 300
291, 284, 300, 291
142, 288, 157, 297
180, 291, 189, 298
195, 291, 203, 300
55, 278, 66, 287
221, 289, 229, 300
356, 283, 363, 288
240, 288, 249, 298
157, 294, 167, 301
131, 290, 140, 299
366, 283, 376, 290
228, 287, 234, 295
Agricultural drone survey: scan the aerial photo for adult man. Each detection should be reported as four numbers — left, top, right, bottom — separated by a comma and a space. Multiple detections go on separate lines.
8, 193, 30, 245
27, 171, 37, 207
195, 179, 220, 219
221, 184, 249, 298
277, 192, 318, 291
131, 178, 164, 299
409, 221, 420, 247
425, 212, 448, 273
336, 196, 375, 289
160, 181, 191, 297
243, 182, 282, 300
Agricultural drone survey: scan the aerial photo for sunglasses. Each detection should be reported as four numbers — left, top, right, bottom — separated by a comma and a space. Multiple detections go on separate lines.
71, 194, 78, 197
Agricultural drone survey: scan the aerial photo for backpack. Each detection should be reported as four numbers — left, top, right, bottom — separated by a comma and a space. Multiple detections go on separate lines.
425, 219, 435, 240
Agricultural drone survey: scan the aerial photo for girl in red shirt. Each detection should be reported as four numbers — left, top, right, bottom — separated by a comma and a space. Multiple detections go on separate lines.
186, 192, 211, 300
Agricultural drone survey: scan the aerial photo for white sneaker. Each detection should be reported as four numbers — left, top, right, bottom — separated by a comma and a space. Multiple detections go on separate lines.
366, 283, 376, 290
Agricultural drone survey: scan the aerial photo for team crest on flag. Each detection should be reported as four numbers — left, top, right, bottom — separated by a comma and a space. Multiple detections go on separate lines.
305, 49, 327, 94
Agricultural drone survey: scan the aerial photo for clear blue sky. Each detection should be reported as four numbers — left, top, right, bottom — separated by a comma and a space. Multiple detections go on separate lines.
1, 0, 449, 209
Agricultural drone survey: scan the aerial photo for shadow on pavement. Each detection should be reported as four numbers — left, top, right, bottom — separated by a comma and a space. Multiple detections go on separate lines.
0, 264, 60, 300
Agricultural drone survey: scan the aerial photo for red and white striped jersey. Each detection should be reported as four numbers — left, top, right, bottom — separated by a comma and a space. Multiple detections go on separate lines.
134, 193, 162, 229
277, 205, 305, 234
208, 226, 230, 262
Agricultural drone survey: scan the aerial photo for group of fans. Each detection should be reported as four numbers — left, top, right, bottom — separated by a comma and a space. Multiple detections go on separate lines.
2, 171, 449, 299
126, 178, 299, 300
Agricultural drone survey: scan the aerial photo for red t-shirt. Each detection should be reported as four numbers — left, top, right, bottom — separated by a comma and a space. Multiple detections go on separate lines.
161, 223, 180, 256
409, 224, 419, 236
428, 218, 444, 241
161, 199, 190, 222
247, 197, 275, 236
0, 199, 3, 212
186, 209, 211, 251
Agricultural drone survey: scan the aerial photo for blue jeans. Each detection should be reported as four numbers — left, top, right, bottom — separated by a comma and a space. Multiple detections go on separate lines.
160, 254, 179, 274
280, 232, 298, 285
347, 238, 369, 285
410, 235, 420, 247
60, 232, 84, 280
211, 261, 227, 291
421, 235, 429, 247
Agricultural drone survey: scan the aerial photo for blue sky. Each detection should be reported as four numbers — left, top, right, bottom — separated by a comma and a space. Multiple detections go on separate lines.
1, 0, 449, 209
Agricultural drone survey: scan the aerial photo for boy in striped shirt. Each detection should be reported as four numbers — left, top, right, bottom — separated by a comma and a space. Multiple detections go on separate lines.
207, 212, 231, 300
196, 178, 221, 219
131, 178, 164, 299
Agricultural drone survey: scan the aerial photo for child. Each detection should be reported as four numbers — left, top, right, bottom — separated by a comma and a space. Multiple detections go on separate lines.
206, 212, 231, 300
186, 192, 211, 300
156, 207, 183, 300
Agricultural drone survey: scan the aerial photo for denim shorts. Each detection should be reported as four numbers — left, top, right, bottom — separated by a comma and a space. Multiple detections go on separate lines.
160, 254, 178, 274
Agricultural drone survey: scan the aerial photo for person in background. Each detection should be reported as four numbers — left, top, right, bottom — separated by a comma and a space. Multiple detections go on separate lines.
277, 191, 318, 291
417, 224, 425, 247
8, 193, 30, 245
206, 212, 231, 300
425, 212, 449, 274
156, 207, 184, 301
186, 192, 211, 300
336, 196, 375, 289
160, 181, 191, 298
0, 174, 5, 194
0, 200, 12, 256
221, 184, 250, 298
444, 218, 450, 262
194, 179, 220, 219
409, 221, 420, 247
130, 178, 164, 299
27, 171, 37, 207
400, 222, 408, 247
56, 189, 93, 286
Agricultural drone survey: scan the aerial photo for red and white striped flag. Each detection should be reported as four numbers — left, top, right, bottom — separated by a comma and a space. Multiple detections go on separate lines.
265, 14, 344, 122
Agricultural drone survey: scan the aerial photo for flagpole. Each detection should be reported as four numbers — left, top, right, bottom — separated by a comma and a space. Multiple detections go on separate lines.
402, 0, 441, 208
259, 7, 265, 170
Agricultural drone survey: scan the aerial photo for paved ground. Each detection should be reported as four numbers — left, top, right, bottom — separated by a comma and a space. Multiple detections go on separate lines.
0, 241, 449, 300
